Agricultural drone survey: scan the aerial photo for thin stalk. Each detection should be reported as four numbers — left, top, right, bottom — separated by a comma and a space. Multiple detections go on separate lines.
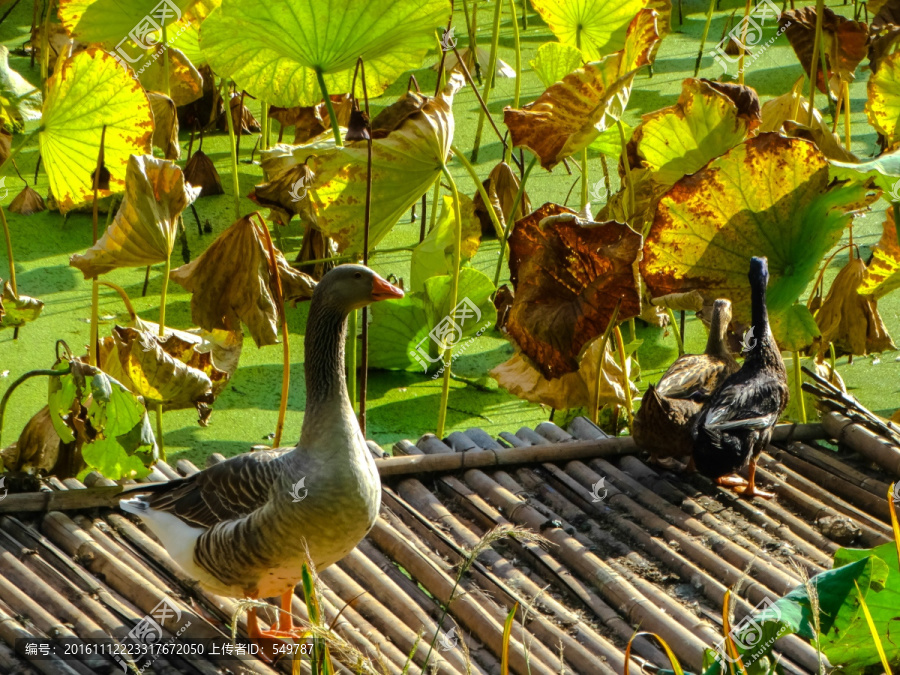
0, 126, 40, 178
895, 202, 900, 253
614, 325, 634, 427
451, 144, 504, 238
580, 147, 588, 211
89, 125, 106, 364
833, 82, 843, 134
808, 0, 825, 125
695, 0, 717, 76
295, 245, 416, 268
665, 307, 685, 355
738, 0, 751, 84
357, 56, 372, 436
0, 367, 70, 446
222, 80, 241, 220
793, 351, 807, 424
521, 0, 528, 29
155, 405, 165, 461
470, 0, 503, 162
829, 341, 837, 385
617, 120, 636, 222
161, 20, 170, 98
0, 205, 14, 295
436, 165, 463, 438
316, 69, 343, 147
843, 78, 852, 149
505, 0, 521, 165
590, 300, 621, 424
451, 45, 507, 153
493, 154, 537, 287
255, 213, 290, 447
158, 256, 170, 337
40, 0, 50, 98
429, 177, 440, 233
260, 100, 268, 151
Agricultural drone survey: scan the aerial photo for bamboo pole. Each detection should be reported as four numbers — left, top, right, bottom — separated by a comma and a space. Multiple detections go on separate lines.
822, 412, 900, 475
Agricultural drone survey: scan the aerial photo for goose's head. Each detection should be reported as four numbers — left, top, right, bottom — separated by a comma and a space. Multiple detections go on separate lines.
315, 264, 404, 313
749, 256, 769, 289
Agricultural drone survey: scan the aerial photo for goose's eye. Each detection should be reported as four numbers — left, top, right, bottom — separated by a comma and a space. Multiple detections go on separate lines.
355, 272, 362, 279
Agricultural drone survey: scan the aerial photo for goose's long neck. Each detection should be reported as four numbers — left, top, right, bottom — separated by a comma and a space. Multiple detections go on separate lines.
705, 307, 730, 361
748, 277, 782, 370
299, 295, 357, 447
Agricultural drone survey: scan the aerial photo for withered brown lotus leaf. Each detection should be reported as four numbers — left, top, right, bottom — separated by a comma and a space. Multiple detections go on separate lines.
473, 162, 532, 238
218, 93, 261, 134
184, 149, 224, 198
369, 90, 429, 138
69, 155, 199, 278
271, 95, 352, 145
0, 129, 10, 165
651, 290, 705, 312
345, 108, 371, 142
0, 280, 43, 329
861, 207, 900, 299
9, 185, 46, 215
491, 337, 638, 410
701, 79, 761, 131
249, 161, 315, 227
6, 406, 83, 478
149, 92, 180, 160
780, 7, 868, 93
815, 256, 895, 356
170, 214, 317, 347
504, 9, 659, 169
506, 203, 642, 379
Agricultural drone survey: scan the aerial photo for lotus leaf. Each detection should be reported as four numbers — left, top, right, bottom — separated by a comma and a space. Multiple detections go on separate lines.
170, 214, 317, 347
642, 133, 875, 351
473, 161, 532, 238
411, 194, 481, 293
530, 0, 651, 61
0, 280, 43, 329
530, 42, 584, 88
504, 9, 659, 169
183, 147, 223, 197
866, 49, 900, 147
200, 0, 449, 107
506, 203, 642, 379
861, 208, 900, 299
149, 92, 180, 160
40, 49, 153, 213
762, 87, 855, 161
0, 46, 41, 131
138, 47, 204, 107
8, 185, 47, 215
70, 155, 199, 278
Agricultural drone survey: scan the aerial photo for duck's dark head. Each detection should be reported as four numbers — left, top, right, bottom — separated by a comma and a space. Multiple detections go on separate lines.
749, 256, 769, 290
313, 264, 404, 313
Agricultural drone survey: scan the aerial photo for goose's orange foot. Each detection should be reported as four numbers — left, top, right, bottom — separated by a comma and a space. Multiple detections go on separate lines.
246, 590, 306, 661
731, 461, 774, 499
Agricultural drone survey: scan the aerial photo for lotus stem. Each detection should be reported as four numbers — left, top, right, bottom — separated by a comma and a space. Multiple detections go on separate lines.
222, 80, 241, 220
0, 367, 70, 447
617, 120, 636, 221
158, 256, 170, 337
0, 205, 15, 296
40, 0, 50, 97
580, 147, 589, 211
829, 341, 837, 385
316, 69, 343, 147
629, 316, 641, 381
260, 100, 268, 151
695, 0, 716, 76
613, 325, 634, 428
142, 265, 151, 296
161, 20, 171, 99
843, 79, 852, 149
451, 45, 507, 155
293, 244, 417, 268
793, 351, 807, 423
155, 404, 166, 461
436, 165, 463, 439
451, 144, 504, 239
358, 57, 372, 435
493, 154, 537, 288
508, 0, 521, 163
665, 307, 685, 356
470, 0, 503, 162
808, 0, 825, 125
97, 280, 137, 321
738, 0, 751, 84
600, 154, 611, 197
590, 299, 621, 425
89, 125, 106, 364
462, 0, 475, 56
521, 0, 528, 29
429, 176, 440, 233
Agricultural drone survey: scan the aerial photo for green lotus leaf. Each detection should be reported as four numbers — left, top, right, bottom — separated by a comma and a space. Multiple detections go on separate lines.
531, 0, 649, 61
830, 147, 900, 194
411, 194, 481, 293
59, 0, 194, 45
642, 133, 875, 351
866, 49, 900, 147
70, 155, 199, 278
200, 0, 450, 107
0, 280, 43, 329
530, 42, 584, 88
0, 46, 41, 131
40, 49, 153, 213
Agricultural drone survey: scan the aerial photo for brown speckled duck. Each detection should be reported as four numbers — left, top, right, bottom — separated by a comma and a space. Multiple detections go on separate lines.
633, 299, 739, 470
120, 264, 404, 639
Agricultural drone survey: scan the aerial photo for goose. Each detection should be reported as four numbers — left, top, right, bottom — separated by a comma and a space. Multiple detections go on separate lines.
633, 299, 739, 470
692, 257, 789, 499
120, 264, 404, 639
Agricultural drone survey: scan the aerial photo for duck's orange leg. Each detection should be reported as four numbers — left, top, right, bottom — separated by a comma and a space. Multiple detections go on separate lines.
732, 459, 775, 499
246, 589, 304, 640
716, 474, 748, 488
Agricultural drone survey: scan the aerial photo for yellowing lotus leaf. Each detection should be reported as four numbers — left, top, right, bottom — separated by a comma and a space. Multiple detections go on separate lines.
866, 49, 900, 147
70, 155, 199, 278
59, 0, 195, 45
504, 9, 659, 169
170, 213, 317, 347
631, 78, 757, 185
0, 280, 43, 329
530, 42, 584, 88
149, 92, 180, 160
200, 0, 449, 107
761, 87, 856, 161
411, 194, 481, 292
138, 47, 204, 107
531, 0, 650, 61
258, 75, 461, 255
40, 49, 153, 213
641, 133, 875, 351
861, 207, 900, 299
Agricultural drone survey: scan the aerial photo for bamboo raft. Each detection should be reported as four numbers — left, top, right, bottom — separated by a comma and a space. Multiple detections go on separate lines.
0, 410, 897, 675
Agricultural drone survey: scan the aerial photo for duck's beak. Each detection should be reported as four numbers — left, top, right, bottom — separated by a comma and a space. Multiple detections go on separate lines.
371, 275, 405, 302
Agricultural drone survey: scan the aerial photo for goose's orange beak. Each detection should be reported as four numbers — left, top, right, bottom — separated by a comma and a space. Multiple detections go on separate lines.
371, 275, 404, 302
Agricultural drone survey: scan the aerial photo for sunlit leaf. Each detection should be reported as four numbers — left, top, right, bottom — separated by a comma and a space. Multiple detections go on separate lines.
59, 0, 195, 45
530, 42, 584, 88
530, 0, 650, 61
866, 49, 900, 147
861, 207, 900, 299
40, 49, 153, 213
170, 213, 317, 347
70, 155, 199, 278
472, 161, 531, 238
0, 280, 43, 329
200, 0, 449, 107
504, 10, 659, 169
138, 47, 203, 107
507, 203, 642, 379
641, 133, 875, 351
411, 194, 480, 292
149, 92, 180, 160
0, 46, 41, 131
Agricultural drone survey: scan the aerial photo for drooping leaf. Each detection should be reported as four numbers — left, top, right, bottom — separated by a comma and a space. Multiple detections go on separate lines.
641, 133, 875, 351
183, 148, 224, 197
529, 42, 584, 88
40, 48, 153, 213
138, 47, 204, 107
472, 161, 531, 239
170, 213, 317, 347
504, 9, 660, 169
8, 185, 47, 215
530, 0, 651, 61
866, 49, 900, 148
506, 203, 642, 379
148, 92, 180, 160
829, 146, 900, 193
0, 45, 41, 131
861, 207, 900, 299
253, 76, 461, 255
70, 155, 199, 278
368, 268, 496, 373
0, 280, 43, 329
200, 0, 449, 107
270, 95, 353, 145
411, 194, 481, 293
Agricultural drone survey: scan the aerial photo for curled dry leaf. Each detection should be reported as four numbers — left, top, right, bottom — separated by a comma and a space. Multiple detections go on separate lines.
4, 406, 81, 478
642, 133, 875, 351
491, 337, 638, 411
814, 256, 895, 357
170, 213, 317, 347
8, 185, 46, 215
270, 95, 353, 145
760, 85, 856, 161
70, 155, 200, 278
249, 158, 315, 227
869, 0, 900, 72
149, 92, 180, 160
218, 92, 260, 133
504, 9, 659, 169
0, 280, 43, 329
651, 290, 705, 312
473, 161, 532, 238
184, 146, 224, 198
861, 207, 900, 299
507, 203, 642, 379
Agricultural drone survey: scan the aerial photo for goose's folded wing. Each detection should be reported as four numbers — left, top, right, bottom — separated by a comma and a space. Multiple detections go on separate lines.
699, 379, 786, 434
657, 355, 727, 401
124, 449, 287, 528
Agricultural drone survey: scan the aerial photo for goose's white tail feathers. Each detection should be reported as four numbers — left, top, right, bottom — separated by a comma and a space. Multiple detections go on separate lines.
120, 497, 207, 582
